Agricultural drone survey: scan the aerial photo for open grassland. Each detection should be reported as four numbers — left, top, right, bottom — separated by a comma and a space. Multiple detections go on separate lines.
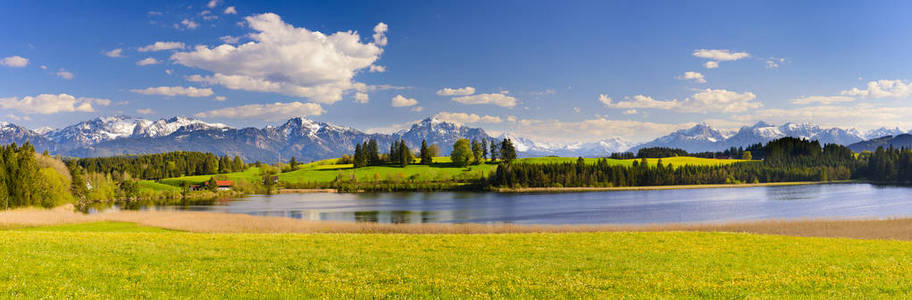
3, 228, 912, 298
279, 157, 495, 184
159, 167, 262, 186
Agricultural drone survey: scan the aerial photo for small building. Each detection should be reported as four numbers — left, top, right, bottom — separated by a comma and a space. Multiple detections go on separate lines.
211, 180, 234, 191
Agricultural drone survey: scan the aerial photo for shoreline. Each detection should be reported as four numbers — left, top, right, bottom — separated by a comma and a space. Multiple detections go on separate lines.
4, 205, 912, 240
496, 181, 846, 193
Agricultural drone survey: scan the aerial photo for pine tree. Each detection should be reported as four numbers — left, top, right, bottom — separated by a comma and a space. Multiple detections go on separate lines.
500, 139, 517, 162
354, 143, 364, 168
289, 157, 298, 170
471, 139, 482, 165
368, 139, 380, 166
481, 139, 488, 161
420, 140, 432, 165
489, 139, 498, 162
399, 141, 411, 167
390, 141, 399, 165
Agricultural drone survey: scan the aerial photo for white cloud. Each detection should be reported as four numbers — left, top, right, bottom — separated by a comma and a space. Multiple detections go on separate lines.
766, 57, 786, 69
791, 96, 854, 105
137, 58, 161, 66
436, 86, 475, 96
165, 69, 173, 75
103, 48, 124, 58
703, 61, 719, 69
676, 71, 706, 83
600, 89, 759, 113
452, 92, 517, 108
137, 108, 154, 114
368, 65, 386, 72
692, 49, 750, 61
354, 92, 369, 103
56, 69, 74, 80
391, 94, 418, 107
224, 6, 237, 14
372, 22, 388, 47
130, 86, 214, 97
623, 109, 638, 115
841, 80, 912, 98
219, 35, 240, 44
40, 65, 47, 70
734, 103, 912, 131
600, 94, 678, 110
172, 13, 387, 104
410, 106, 423, 112
148, 11, 163, 16
194, 101, 325, 120
176, 19, 199, 30
214, 96, 226, 101
434, 112, 502, 124
507, 118, 694, 144
0, 56, 29, 68
138, 41, 185, 52
207, 0, 219, 9
530, 89, 556, 96
201, 10, 218, 21
0, 94, 108, 114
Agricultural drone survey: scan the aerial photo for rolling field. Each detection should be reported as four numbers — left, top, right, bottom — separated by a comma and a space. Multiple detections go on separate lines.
2, 224, 912, 298
154, 156, 754, 187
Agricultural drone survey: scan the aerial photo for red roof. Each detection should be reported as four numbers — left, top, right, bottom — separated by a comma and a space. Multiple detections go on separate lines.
205, 180, 234, 187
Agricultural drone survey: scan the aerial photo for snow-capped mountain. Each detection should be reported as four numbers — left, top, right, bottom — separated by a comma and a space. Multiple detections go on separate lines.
630, 123, 732, 153
501, 133, 634, 157
633, 121, 866, 153
392, 117, 490, 154
863, 127, 906, 139
0, 122, 54, 151
45, 116, 229, 149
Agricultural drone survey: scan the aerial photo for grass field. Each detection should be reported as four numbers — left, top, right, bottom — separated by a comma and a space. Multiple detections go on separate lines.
2, 225, 912, 298
152, 156, 753, 188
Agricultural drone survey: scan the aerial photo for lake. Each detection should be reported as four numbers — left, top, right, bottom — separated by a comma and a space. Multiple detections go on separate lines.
91, 183, 912, 224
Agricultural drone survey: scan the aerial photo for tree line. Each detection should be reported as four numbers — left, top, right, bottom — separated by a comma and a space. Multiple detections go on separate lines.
0, 143, 75, 209
73, 151, 245, 180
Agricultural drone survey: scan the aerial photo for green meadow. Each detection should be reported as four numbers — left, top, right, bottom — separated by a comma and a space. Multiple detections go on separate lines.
2, 223, 912, 298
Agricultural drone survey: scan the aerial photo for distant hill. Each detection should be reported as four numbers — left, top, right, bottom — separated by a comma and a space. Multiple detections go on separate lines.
848, 134, 912, 152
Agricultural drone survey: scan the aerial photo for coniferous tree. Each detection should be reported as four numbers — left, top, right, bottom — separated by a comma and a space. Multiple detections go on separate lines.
489, 139, 499, 162
354, 143, 364, 168
420, 140, 432, 165
471, 139, 483, 165
399, 141, 412, 167
289, 157, 298, 170
500, 139, 517, 162
481, 139, 488, 161
368, 139, 380, 166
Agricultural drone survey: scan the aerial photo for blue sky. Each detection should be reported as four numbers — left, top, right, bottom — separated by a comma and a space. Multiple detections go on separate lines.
3, 0, 912, 143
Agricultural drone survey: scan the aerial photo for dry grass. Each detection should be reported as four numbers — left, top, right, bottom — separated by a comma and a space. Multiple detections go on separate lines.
5, 205, 912, 239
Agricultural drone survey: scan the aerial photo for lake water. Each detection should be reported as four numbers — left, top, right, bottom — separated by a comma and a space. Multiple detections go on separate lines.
92, 183, 912, 224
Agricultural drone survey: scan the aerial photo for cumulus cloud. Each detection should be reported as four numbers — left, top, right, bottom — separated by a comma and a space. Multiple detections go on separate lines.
623, 109, 638, 115
766, 57, 786, 69
194, 101, 325, 120
138, 41, 185, 52
56, 69, 74, 80
841, 80, 912, 99
354, 92, 369, 103
224, 6, 237, 14
692, 49, 750, 61
137, 58, 161, 66
219, 35, 240, 44
176, 19, 199, 30
0, 94, 108, 114
201, 10, 218, 21
137, 108, 154, 114
130, 86, 214, 97
372, 22, 388, 47
452, 92, 517, 108
436, 86, 475, 96
791, 96, 854, 105
368, 65, 386, 72
734, 103, 912, 131
410, 106, 423, 112
207, 0, 219, 9
434, 112, 502, 124
172, 13, 387, 104
600, 89, 759, 113
676, 71, 706, 83
391, 94, 418, 107
506, 118, 694, 144
703, 61, 719, 69
103, 48, 124, 58
214, 96, 226, 101
0, 56, 29, 68
599, 94, 678, 110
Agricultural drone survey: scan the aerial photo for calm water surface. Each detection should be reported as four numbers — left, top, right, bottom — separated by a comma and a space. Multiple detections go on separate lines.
94, 183, 912, 224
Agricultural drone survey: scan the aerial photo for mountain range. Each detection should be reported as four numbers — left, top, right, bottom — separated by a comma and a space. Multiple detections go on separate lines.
1, 116, 908, 161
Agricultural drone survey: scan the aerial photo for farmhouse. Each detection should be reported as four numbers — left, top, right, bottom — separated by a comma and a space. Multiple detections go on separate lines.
190, 180, 234, 191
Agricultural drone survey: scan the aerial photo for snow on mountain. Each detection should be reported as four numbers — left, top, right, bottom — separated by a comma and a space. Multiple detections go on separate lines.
133, 117, 228, 138
634, 121, 866, 153
498, 133, 633, 157
46, 116, 231, 149
864, 127, 906, 139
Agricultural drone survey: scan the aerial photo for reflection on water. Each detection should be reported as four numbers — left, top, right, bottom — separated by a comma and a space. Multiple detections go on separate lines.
89, 183, 912, 225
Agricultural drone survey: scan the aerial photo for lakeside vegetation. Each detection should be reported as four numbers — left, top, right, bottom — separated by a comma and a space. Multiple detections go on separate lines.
3, 226, 912, 297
